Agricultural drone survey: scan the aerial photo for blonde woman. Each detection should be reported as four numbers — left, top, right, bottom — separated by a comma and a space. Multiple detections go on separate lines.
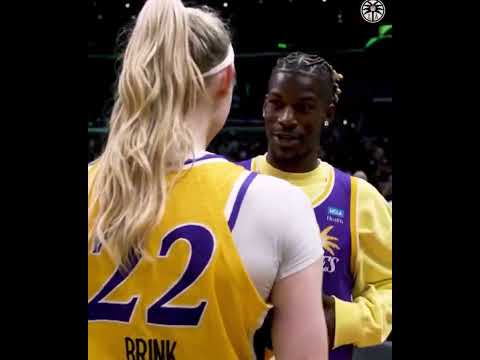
88, 1, 328, 359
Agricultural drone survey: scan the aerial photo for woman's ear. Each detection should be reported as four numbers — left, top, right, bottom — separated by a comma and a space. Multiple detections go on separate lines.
213, 64, 235, 98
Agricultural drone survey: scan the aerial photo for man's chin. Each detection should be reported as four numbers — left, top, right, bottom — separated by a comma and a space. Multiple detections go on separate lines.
270, 146, 302, 162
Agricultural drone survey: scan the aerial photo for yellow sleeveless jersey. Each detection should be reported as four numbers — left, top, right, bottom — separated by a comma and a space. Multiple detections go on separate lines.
88, 157, 270, 360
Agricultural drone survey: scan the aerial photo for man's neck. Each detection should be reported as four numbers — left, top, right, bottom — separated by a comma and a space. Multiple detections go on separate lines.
266, 152, 319, 173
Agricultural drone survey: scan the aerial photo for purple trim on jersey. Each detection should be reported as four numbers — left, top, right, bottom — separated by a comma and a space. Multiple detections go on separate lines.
237, 158, 252, 170
228, 172, 257, 231
184, 153, 225, 165
314, 168, 354, 360
331, 346, 354, 360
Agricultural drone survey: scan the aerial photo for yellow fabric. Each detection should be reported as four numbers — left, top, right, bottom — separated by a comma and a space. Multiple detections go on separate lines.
252, 155, 392, 348
88, 161, 270, 359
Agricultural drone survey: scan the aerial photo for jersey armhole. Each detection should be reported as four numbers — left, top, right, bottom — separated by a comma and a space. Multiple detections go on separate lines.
224, 171, 258, 231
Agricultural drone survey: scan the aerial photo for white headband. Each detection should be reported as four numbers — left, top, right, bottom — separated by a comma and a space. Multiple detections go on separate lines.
201, 45, 235, 78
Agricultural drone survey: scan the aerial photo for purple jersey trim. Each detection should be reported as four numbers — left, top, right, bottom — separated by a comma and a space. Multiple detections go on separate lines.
184, 153, 225, 165
237, 159, 253, 170
314, 167, 354, 360
228, 172, 257, 231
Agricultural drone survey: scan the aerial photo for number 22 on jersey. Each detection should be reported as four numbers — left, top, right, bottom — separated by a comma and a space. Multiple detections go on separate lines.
88, 224, 215, 327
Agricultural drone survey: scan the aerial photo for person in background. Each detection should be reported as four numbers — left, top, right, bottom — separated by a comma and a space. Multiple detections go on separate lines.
352, 170, 368, 182
380, 174, 393, 202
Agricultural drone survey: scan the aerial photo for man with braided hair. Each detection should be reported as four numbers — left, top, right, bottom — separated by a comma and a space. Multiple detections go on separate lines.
240, 52, 392, 360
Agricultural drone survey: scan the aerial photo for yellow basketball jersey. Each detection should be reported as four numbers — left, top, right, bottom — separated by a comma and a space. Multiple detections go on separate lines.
88, 159, 270, 359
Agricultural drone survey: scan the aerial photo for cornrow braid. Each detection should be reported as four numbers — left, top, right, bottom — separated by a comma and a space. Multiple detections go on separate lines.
272, 52, 344, 105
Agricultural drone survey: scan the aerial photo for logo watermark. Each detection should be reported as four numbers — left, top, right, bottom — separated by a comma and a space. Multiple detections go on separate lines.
361, 0, 386, 23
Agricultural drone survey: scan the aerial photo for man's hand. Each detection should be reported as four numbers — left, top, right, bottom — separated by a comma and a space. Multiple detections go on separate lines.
323, 294, 336, 350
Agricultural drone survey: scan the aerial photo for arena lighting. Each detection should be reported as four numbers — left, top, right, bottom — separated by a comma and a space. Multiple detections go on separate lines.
337, 12, 343, 24
365, 24, 392, 48
379, 25, 392, 36
223, 2, 228, 7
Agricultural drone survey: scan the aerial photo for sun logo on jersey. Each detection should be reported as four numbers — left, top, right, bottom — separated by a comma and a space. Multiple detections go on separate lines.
320, 225, 340, 256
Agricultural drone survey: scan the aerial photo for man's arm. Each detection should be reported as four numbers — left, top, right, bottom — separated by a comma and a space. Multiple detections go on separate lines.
331, 178, 392, 348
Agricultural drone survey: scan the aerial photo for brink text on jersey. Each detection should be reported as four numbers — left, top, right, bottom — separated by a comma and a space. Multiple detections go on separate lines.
125, 337, 177, 360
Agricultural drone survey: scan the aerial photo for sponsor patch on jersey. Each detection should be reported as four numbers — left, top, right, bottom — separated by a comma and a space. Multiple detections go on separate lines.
327, 206, 345, 218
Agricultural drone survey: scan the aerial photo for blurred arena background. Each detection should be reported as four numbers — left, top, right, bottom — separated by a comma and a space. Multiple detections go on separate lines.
88, 0, 392, 203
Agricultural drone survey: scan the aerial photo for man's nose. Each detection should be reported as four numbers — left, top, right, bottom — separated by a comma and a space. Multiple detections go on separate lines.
278, 107, 296, 128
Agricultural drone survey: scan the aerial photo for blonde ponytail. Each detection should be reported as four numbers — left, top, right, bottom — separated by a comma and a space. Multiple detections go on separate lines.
88, 0, 231, 269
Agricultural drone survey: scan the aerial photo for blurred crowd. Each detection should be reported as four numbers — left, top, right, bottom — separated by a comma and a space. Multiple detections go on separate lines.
89, 123, 392, 202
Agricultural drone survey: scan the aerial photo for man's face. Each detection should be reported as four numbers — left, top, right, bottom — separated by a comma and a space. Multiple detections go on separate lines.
263, 71, 332, 162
